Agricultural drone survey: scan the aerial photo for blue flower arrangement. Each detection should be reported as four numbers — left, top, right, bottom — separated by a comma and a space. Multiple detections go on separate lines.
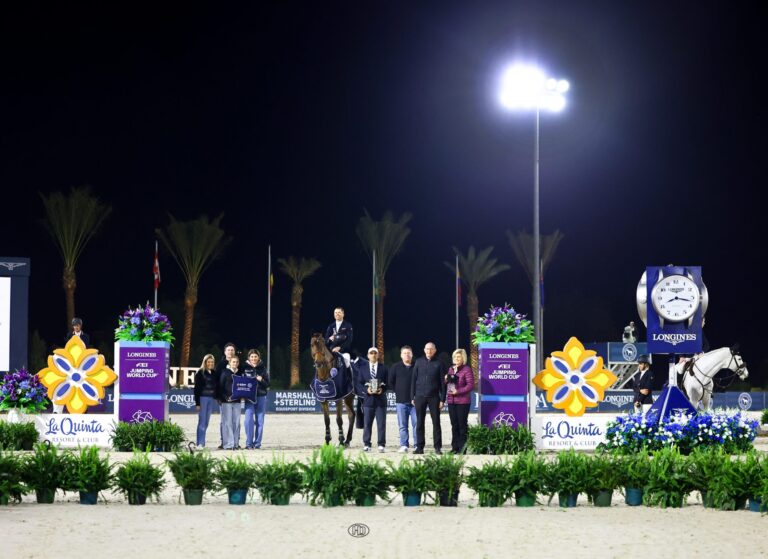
600, 411, 758, 455
472, 304, 535, 344
0, 368, 49, 413
115, 303, 175, 344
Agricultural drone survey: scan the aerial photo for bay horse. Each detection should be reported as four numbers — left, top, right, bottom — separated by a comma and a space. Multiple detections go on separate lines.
310, 333, 356, 446
674, 346, 749, 411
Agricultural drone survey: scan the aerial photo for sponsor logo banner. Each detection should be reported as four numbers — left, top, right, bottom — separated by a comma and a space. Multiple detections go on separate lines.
35, 414, 113, 447
533, 414, 613, 450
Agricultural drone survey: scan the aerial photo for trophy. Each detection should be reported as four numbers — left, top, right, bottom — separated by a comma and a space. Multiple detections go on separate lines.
368, 378, 383, 393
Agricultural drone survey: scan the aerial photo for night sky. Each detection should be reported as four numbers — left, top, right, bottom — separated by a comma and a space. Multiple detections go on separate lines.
1, 2, 765, 386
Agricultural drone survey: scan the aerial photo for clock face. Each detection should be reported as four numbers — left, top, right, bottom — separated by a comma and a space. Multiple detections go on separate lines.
651, 275, 701, 322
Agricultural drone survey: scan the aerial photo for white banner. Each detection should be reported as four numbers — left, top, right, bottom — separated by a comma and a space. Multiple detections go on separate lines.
0, 277, 10, 371
533, 414, 613, 450
34, 414, 115, 448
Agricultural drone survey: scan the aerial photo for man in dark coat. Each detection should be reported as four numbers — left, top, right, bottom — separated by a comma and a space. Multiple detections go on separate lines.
65, 317, 90, 347
325, 307, 354, 355
353, 347, 388, 452
410, 342, 446, 454
633, 354, 653, 412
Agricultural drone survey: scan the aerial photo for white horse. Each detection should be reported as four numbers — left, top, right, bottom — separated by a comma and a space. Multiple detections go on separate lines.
673, 347, 749, 411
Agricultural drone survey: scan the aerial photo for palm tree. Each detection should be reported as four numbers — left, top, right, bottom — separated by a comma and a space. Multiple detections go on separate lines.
355, 210, 412, 358
40, 186, 112, 330
445, 246, 510, 376
155, 214, 230, 367
277, 256, 321, 387
506, 229, 565, 362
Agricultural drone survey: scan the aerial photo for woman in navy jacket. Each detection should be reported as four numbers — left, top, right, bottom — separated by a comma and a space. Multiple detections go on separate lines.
242, 349, 270, 449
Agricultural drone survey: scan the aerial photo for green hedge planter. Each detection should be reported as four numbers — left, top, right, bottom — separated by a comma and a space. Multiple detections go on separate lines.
35, 488, 55, 504
402, 491, 422, 506
625, 488, 643, 506
749, 497, 763, 512
228, 489, 248, 505
559, 493, 578, 508
183, 488, 204, 505
79, 491, 98, 505
355, 494, 376, 507
594, 490, 612, 507
478, 491, 506, 507
128, 492, 147, 505
439, 489, 459, 507
514, 490, 536, 507
270, 494, 291, 505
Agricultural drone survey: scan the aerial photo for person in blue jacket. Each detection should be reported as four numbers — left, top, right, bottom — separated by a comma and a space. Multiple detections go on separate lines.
242, 349, 270, 449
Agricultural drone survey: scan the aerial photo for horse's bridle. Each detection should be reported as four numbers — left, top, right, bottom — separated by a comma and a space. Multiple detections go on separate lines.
688, 349, 746, 392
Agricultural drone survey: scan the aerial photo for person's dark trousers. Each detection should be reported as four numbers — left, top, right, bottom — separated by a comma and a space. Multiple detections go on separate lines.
414, 395, 442, 451
362, 405, 386, 447
448, 403, 470, 453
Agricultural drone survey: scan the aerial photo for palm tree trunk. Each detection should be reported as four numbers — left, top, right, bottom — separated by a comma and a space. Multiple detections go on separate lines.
181, 285, 198, 367
376, 276, 385, 361
290, 283, 303, 387
467, 289, 480, 382
62, 267, 76, 330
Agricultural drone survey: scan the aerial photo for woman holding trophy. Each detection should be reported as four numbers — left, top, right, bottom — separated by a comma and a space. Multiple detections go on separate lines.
444, 348, 474, 454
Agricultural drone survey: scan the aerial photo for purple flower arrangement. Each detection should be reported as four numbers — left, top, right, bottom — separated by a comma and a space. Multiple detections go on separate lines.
472, 304, 535, 344
600, 411, 758, 455
0, 368, 49, 413
115, 303, 175, 343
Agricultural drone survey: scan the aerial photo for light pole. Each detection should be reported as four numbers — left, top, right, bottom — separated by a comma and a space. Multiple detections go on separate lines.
499, 65, 569, 371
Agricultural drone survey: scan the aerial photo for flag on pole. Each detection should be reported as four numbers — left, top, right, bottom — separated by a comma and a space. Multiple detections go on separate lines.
269, 272, 274, 295
153, 240, 160, 309
456, 260, 462, 307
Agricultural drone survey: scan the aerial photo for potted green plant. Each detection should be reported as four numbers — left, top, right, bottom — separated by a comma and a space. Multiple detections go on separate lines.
114, 451, 167, 505
423, 453, 464, 506
254, 456, 304, 505
111, 421, 186, 452
509, 450, 546, 507
389, 458, 429, 506
0, 449, 28, 505
22, 442, 65, 503
644, 447, 693, 508
465, 424, 535, 455
465, 459, 513, 507
301, 444, 352, 507
215, 456, 255, 505
347, 454, 391, 506
688, 447, 726, 508
585, 453, 620, 507
67, 446, 114, 504
167, 448, 216, 505
617, 453, 650, 506
708, 452, 756, 511
544, 449, 589, 508
0, 422, 39, 451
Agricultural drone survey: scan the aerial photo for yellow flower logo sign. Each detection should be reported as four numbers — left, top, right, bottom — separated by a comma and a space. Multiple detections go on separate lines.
533, 337, 617, 417
37, 337, 117, 414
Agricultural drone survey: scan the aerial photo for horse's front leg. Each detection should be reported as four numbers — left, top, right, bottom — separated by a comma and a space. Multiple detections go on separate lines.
336, 402, 345, 446
702, 389, 712, 412
321, 401, 331, 444
344, 394, 355, 447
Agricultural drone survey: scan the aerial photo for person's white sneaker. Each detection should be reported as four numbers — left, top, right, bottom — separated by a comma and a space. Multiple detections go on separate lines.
363, 446, 371, 452
378, 446, 385, 453
398, 446, 408, 453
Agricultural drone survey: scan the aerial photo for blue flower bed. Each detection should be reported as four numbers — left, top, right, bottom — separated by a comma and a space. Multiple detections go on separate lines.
599, 411, 758, 454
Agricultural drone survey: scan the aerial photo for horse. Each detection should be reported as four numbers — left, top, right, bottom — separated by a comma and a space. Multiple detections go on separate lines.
309, 332, 356, 446
673, 346, 749, 411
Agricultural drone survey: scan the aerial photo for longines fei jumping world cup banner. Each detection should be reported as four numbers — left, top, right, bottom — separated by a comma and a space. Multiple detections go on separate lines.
116, 342, 170, 423
478, 342, 529, 429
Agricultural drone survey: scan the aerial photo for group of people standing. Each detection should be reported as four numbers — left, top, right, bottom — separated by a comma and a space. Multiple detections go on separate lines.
194, 344, 270, 450
328, 307, 475, 455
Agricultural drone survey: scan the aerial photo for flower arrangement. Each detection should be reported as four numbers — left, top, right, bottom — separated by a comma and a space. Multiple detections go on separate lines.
599, 411, 758, 455
115, 303, 174, 343
0, 368, 49, 413
472, 304, 535, 345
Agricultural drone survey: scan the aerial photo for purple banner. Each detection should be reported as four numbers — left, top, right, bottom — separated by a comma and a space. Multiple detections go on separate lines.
118, 398, 168, 424
479, 400, 528, 429
118, 343, 170, 393
478, 343, 529, 395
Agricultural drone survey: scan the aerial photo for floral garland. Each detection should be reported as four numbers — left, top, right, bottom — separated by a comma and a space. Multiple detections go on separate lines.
0, 368, 49, 413
115, 303, 174, 343
599, 411, 758, 455
472, 303, 535, 344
